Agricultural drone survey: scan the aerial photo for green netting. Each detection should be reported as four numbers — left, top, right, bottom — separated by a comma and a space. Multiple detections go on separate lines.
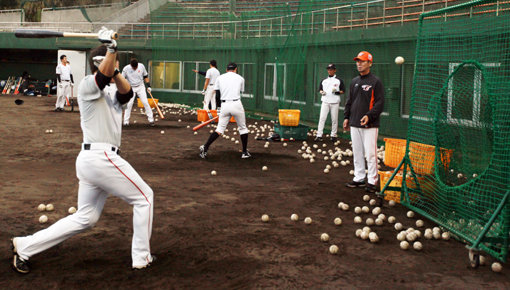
395, 0, 510, 262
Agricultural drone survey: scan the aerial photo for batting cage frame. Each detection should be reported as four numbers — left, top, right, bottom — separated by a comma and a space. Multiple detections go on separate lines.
379, 0, 510, 266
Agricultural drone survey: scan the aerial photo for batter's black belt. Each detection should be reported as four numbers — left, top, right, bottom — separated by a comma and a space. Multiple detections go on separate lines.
221, 99, 240, 102
82, 143, 120, 154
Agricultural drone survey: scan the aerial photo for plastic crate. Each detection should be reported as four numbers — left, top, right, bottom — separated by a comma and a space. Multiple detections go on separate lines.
197, 109, 235, 123
138, 98, 158, 108
379, 171, 421, 203
274, 124, 309, 140
409, 142, 453, 175
383, 138, 407, 168
278, 109, 301, 126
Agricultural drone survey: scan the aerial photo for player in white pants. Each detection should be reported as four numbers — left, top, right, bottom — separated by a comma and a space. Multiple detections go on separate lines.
315, 64, 345, 142
193, 60, 220, 110
343, 51, 385, 193
122, 58, 154, 126
199, 62, 250, 159
11, 28, 155, 274
55, 55, 74, 112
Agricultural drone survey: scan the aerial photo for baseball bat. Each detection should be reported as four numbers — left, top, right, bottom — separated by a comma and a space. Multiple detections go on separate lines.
14, 29, 118, 40
193, 116, 219, 131
147, 90, 164, 119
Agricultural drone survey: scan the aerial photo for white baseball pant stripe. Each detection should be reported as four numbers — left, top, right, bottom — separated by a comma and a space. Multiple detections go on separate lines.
317, 102, 339, 137
124, 85, 154, 124
56, 81, 71, 109
215, 100, 249, 135
350, 127, 379, 185
203, 86, 216, 110
15, 147, 154, 268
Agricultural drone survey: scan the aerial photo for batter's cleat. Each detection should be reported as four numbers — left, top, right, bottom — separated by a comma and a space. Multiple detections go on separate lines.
199, 145, 207, 159
11, 238, 30, 274
241, 151, 251, 159
345, 180, 366, 188
133, 255, 156, 270
314, 136, 323, 142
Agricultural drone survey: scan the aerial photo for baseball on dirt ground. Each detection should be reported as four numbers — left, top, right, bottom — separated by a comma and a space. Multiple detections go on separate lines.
39, 215, 48, 224
329, 245, 339, 254
261, 214, 269, 222
45, 204, 54, 211
37, 204, 46, 211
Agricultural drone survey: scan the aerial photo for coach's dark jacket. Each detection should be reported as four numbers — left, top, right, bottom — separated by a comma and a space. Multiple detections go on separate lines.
344, 73, 384, 128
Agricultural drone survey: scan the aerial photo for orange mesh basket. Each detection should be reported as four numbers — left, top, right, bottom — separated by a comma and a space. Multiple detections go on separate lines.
379, 171, 422, 203
138, 98, 158, 108
197, 109, 235, 123
409, 142, 453, 175
278, 109, 300, 126
383, 138, 407, 168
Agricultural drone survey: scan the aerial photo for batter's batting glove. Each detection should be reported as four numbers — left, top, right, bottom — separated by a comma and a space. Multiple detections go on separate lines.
201, 89, 206, 95
97, 26, 117, 53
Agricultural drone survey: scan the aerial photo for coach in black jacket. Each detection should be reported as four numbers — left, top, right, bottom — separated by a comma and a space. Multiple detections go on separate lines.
343, 51, 384, 193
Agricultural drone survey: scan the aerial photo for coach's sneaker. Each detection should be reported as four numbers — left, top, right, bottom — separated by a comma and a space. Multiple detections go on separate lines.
345, 180, 366, 188
241, 151, 251, 159
11, 238, 29, 274
133, 255, 157, 270
365, 183, 377, 193
199, 145, 207, 159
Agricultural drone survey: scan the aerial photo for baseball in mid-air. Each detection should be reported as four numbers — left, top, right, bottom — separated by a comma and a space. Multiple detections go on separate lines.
395, 56, 405, 65
304, 217, 312, 224
39, 215, 48, 224
68, 206, 77, 214
37, 204, 46, 211
211, 170, 217, 176
45, 204, 54, 211
261, 214, 269, 222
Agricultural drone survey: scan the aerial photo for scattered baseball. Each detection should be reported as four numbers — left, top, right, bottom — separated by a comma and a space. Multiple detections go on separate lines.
68, 206, 77, 214
355, 229, 363, 237
362, 206, 370, 213
424, 229, 433, 239
46, 204, 54, 211
394, 222, 403, 231
178, 119, 182, 122
388, 200, 396, 207
304, 217, 312, 224
334, 217, 342, 225
388, 216, 396, 223
235, 140, 239, 144
354, 206, 362, 214
363, 195, 370, 201
491, 262, 502, 273
377, 214, 386, 221
366, 218, 374, 226
360, 230, 369, 240
406, 232, 417, 242
211, 170, 217, 176
354, 216, 362, 224
416, 219, 424, 227
369, 199, 376, 206
407, 211, 415, 218
39, 215, 48, 224
369, 232, 379, 243
320, 233, 330, 242
45, 129, 49, 134
49, 129, 53, 133
262, 166, 268, 171
37, 203, 46, 211
395, 56, 405, 65
324, 168, 330, 174
375, 218, 383, 226
283, 143, 288, 147
400, 241, 410, 250
261, 214, 270, 222
291, 213, 299, 221
442, 232, 450, 240
160, 130, 165, 134
479, 255, 486, 265
341, 203, 349, 211
372, 207, 381, 215
187, 125, 190, 128
329, 244, 339, 254
413, 241, 423, 251
194, 131, 198, 135
338, 202, 345, 209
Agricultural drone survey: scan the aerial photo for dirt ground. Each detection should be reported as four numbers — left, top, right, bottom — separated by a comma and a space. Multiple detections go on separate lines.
0, 94, 508, 289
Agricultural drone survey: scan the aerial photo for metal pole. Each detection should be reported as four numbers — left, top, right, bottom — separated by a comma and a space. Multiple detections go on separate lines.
383, 1, 386, 27
350, 5, 353, 30
323, 10, 326, 32
366, 3, 369, 28
401, 0, 404, 25
311, 11, 314, 34
335, 8, 339, 30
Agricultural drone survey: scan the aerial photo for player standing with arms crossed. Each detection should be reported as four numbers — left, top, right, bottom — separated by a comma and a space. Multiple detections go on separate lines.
11, 27, 155, 274
315, 64, 345, 142
343, 51, 385, 193
122, 58, 154, 126
193, 59, 220, 110
199, 62, 251, 159
55, 55, 74, 112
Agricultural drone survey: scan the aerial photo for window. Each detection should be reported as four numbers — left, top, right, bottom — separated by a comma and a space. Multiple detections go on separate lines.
400, 63, 414, 116
150, 61, 181, 91
183, 61, 209, 92
237, 63, 255, 97
264, 63, 286, 101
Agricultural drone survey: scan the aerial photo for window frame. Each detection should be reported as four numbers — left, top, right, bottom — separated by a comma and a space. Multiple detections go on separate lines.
149, 60, 182, 92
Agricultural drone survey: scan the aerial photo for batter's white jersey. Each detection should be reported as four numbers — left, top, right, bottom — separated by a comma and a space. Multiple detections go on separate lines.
78, 75, 123, 147
214, 72, 248, 135
205, 67, 220, 86
122, 64, 148, 87
56, 62, 72, 81
213, 72, 244, 100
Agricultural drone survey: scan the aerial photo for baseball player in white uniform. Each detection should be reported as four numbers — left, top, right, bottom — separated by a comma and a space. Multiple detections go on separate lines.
122, 58, 154, 126
193, 59, 220, 110
199, 62, 250, 159
11, 27, 155, 274
315, 64, 345, 142
55, 55, 74, 111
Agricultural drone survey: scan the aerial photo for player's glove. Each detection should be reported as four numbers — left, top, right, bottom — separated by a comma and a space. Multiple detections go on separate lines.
201, 89, 206, 95
320, 90, 326, 96
97, 26, 117, 53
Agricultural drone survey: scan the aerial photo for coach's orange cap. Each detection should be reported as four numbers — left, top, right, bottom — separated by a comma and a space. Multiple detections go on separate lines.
353, 51, 373, 62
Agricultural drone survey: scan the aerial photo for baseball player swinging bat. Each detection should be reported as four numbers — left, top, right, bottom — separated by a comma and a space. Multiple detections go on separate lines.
193, 116, 219, 131
147, 90, 164, 119
14, 29, 118, 41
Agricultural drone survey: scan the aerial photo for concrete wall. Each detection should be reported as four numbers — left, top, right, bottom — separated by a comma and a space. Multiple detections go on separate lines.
0, 10, 23, 23
41, 3, 124, 23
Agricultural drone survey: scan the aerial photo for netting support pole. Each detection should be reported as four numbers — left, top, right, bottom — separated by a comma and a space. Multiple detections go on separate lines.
377, 156, 406, 206
467, 190, 510, 252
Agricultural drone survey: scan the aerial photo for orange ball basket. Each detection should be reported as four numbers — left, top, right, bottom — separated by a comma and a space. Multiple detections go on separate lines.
138, 98, 158, 108
197, 109, 235, 123
278, 109, 300, 126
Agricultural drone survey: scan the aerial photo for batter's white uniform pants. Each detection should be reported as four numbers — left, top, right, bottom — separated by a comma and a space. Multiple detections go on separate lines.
317, 102, 339, 137
56, 81, 71, 109
215, 99, 249, 135
350, 127, 379, 186
124, 85, 154, 124
203, 85, 216, 110
15, 144, 154, 268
